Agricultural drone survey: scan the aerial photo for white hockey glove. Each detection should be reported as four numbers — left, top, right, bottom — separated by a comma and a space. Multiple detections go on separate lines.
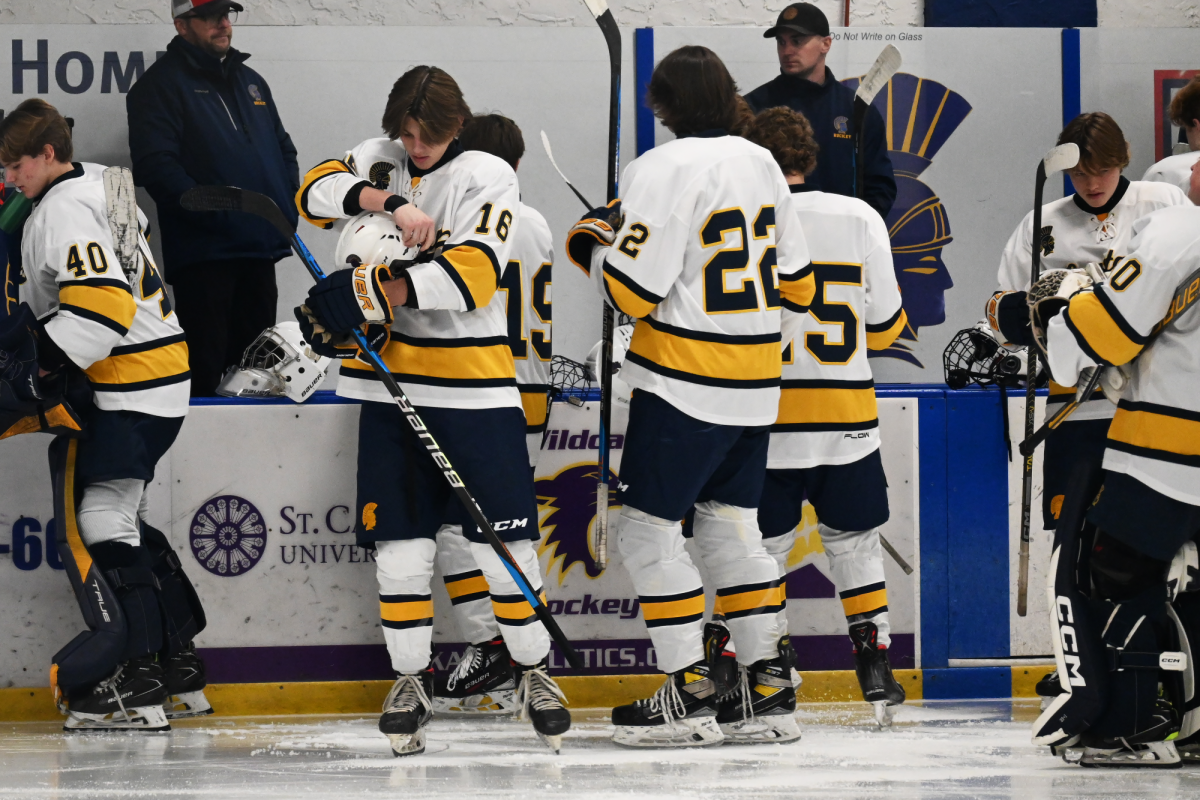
1028, 268, 1093, 359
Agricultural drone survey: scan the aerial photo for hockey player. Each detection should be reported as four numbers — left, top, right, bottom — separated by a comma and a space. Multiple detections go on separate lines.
0, 99, 209, 731
1141, 74, 1200, 198
431, 113, 555, 715
1026, 199, 1200, 767
567, 46, 814, 747
293, 67, 569, 755
744, 107, 909, 728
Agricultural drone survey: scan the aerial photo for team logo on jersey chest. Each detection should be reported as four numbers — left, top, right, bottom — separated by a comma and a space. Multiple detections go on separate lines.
1040, 225, 1055, 256
369, 162, 395, 191
189, 495, 267, 576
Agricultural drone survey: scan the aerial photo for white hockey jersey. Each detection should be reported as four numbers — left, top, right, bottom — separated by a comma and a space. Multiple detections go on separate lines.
996, 177, 1190, 421
297, 139, 521, 410
1141, 151, 1198, 198
1046, 205, 1200, 506
500, 202, 553, 465
22, 163, 190, 417
769, 187, 906, 469
580, 134, 814, 427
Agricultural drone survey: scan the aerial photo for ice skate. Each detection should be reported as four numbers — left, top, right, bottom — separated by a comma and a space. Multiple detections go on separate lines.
379, 669, 434, 757
1034, 668, 1063, 711
433, 638, 518, 716
703, 621, 738, 696
612, 662, 724, 748
716, 638, 801, 744
61, 656, 170, 733
850, 621, 905, 728
514, 658, 570, 753
1060, 698, 1182, 769
162, 643, 214, 719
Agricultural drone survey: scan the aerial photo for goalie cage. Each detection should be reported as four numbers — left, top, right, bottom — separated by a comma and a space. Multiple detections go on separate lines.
943, 327, 1024, 390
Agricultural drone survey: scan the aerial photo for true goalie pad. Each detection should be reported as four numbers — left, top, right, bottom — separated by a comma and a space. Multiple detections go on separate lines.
142, 521, 207, 655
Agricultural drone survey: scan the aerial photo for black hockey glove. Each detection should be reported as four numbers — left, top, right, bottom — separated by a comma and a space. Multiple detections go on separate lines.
305, 264, 396, 335
566, 199, 623, 274
0, 304, 88, 441
294, 304, 390, 360
0, 303, 48, 404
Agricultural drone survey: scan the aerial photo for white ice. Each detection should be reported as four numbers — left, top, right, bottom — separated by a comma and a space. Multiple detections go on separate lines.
1, 700, 1196, 799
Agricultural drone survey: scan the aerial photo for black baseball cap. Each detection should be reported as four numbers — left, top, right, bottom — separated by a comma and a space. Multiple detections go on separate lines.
764, 3, 830, 38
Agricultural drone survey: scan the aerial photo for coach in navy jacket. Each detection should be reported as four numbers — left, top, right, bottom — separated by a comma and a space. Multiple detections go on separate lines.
127, 0, 298, 396
746, 3, 896, 218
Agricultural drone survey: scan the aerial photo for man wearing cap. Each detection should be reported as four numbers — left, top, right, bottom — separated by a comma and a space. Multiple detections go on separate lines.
746, 2, 896, 218
127, 1, 299, 396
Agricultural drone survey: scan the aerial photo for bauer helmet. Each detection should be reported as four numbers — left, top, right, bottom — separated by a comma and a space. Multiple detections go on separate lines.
334, 211, 420, 270
216, 322, 332, 403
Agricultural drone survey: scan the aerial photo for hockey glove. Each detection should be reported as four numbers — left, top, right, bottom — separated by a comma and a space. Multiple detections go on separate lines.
0, 304, 44, 404
566, 200, 623, 275
295, 304, 390, 360
1028, 268, 1093, 359
985, 290, 1032, 347
0, 304, 88, 441
304, 264, 396, 335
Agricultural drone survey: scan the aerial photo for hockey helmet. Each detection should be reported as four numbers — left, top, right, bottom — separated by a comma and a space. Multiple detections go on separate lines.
216, 322, 332, 403
334, 211, 420, 271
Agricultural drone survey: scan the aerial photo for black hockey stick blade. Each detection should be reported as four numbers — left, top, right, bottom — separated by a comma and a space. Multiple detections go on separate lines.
181, 185, 295, 240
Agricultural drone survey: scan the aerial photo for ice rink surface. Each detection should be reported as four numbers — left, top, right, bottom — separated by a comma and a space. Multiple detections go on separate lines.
2, 700, 1197, 799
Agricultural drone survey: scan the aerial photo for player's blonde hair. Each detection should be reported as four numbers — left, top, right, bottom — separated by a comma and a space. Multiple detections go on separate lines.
647, 46, 748, 137
0, 98, 73, 166
744, 107, 820, 178
1170, 75, 1200, 130
382, 66, 472, 146
1058, 112, 1130, 174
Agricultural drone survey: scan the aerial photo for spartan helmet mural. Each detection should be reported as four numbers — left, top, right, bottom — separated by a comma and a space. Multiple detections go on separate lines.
843, 72, 972, 367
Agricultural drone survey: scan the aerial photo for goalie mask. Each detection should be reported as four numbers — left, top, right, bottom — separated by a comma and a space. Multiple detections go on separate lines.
216, 322, 331, 403
335, 211, 420, 271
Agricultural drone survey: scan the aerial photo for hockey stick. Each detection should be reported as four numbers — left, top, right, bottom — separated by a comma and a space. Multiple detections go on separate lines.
852, 45, 901, 198
102, 167, 140, 282
1017, 142, 1080, 618
180, 185, 584, 670
1018, 367, 1102, 458
879, 534, 914, 576
540, 131, 595, 210
580, 0, 621, 573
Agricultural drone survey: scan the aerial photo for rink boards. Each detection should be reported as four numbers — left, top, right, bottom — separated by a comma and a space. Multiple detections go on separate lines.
0, 385, 1048, 709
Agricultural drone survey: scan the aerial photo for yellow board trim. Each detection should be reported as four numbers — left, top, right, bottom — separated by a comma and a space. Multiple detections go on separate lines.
777, 385, 877, 426
640, 594, 706, 622
1067, 291, 1143, 366
841, 588, 888, 617
628, 322, 781, 382
866, 309, 908, 351
59, 284, 136, 330
445, 575, 490, 601
379, 599, 434, 623
342, 339, 515, 381
521, 391, 549, 427
1108, 406, 1200, 458
84, 340, 190, 386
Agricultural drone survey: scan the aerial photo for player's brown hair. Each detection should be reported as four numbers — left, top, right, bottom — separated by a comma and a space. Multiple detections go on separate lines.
458, 113, 525, 170
1169, 75, 1200, 129
744, 107, 820, 178
1057, 112, 1130, 174
0, 98, 73, 165
382, 66, 472, 145
647, 46, 748, 137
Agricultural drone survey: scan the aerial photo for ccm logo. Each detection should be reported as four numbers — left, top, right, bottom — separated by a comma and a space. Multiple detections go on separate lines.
1161, 652, 1189, 671
1056, 595, 1087, 687
493, 518, 528, 531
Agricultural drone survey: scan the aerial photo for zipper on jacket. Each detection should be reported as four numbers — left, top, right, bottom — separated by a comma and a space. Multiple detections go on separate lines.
216, 93, 238, 131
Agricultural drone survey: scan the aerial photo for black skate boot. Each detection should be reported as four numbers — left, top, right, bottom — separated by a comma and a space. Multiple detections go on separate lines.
704, 622, 738, 697
1061, 697, 1182, 768
612, 662, 724, 748
514, 658, 571, 753
1035, 669, 1064, 710
850, 621, 905, 728
162, 643, 213, 719
716, 638, 801, 744
379, 668, 434, 757
62, 656, 170, 732
434, 638, 518, 716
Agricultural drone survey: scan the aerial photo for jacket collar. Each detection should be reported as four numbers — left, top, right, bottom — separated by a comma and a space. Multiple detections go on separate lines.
408, 140, 463, 178
169, 35, 250, 78
33, 162, 84, 204
1073, 175, 1130, 216
775, 66, 837, 96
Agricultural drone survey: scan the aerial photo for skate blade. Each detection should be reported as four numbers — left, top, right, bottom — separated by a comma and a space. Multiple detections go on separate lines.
537, 732, 563, 754
613, 716, 724, 748
432, 690, 518, 716
64, 704, 170, 733
719, 713, 801, 744
164, 690, 214, 720
873, 700, 898, 729
1063, 741, 1181, 769
387, 730, 427, 757
790, 668, 803, 690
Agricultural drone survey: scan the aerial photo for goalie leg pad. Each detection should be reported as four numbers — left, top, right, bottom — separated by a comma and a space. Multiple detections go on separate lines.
141, 521, 206, 655
89, 541, 164, 662
1171, 593, 1200, 740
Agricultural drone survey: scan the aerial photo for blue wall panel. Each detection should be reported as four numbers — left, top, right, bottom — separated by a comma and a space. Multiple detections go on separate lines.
634, 28, 655, 157
923, 667, 1013, 700
917, 393, 949, 668
926, 0, 1097, 28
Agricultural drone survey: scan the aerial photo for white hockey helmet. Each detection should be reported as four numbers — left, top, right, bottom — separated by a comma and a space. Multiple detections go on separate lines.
216, 322, 332, 403
334, 211, 419, 271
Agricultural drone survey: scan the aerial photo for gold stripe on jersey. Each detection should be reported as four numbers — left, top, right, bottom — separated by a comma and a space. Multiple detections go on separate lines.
779, 263, 816, 310
491, 591, 548, 627
713, 579, 784, 620
625, 317, 782, 388
58, 280, 136, 335
775, 380, 878, 431
380, 593, 434, 629
435, 242, 502, 311
340, 333, 516, 388
84, 335, 190, 390
520, 386, 549, 430
297, 159, 354, 229
640, 587, 706, 628
1063, 290, 1146, 367
1107, 400, 1200, 467
866, 308, 908, 351
443, 570, 490, 605
602, 261, 663, 319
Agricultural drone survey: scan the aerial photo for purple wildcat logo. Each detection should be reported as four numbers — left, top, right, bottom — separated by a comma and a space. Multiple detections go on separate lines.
536, 464, 621, 581
190, 495, 267, 577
